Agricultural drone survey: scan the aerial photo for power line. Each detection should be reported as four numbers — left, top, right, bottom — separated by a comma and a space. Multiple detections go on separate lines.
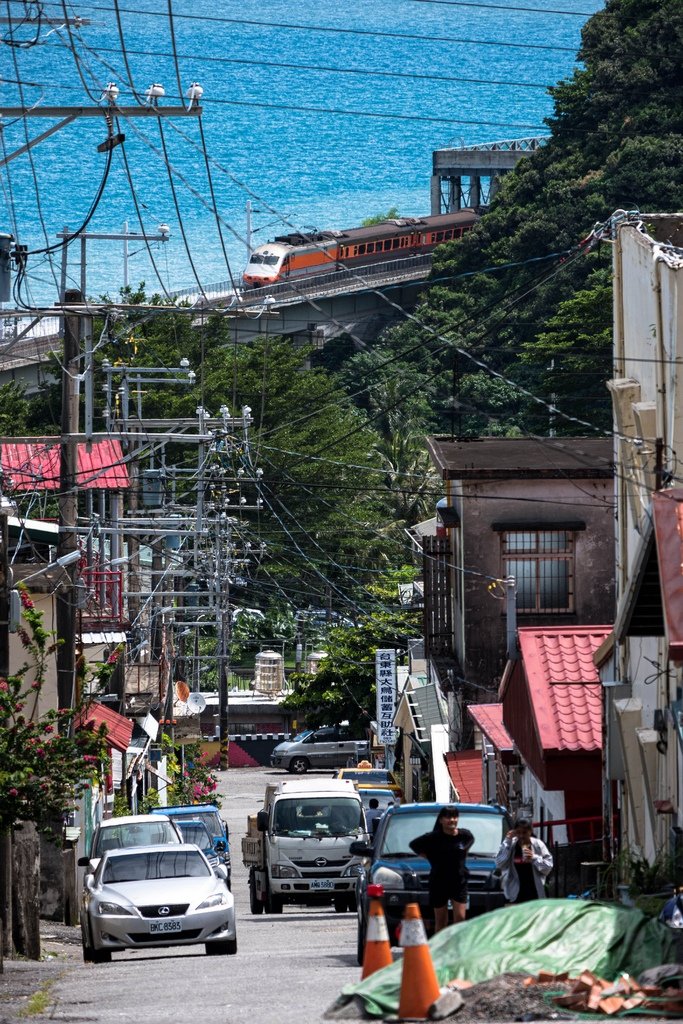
37, 2, 581, 53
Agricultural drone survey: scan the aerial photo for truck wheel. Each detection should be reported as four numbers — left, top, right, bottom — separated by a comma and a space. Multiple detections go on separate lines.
249, 870, 265, 915
288, 757, 309, 774
334, 896, 347, 914
266, 889, 284, 914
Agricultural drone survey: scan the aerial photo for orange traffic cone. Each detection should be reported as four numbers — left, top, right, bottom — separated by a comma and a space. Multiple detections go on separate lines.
397, 903, 441, 1020
361, 887, 393, 979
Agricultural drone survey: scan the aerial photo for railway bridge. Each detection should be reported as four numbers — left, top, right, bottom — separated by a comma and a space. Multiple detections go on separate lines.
185, 252, 435, 345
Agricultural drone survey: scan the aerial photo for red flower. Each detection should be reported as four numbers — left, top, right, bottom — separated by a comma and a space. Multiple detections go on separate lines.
8, 788, 18, 797
20, 591, 34, 610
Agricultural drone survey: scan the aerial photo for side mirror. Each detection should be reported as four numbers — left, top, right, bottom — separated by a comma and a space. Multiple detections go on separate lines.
215, 840, 226, 853
84, 873, 95, 889
77, 856, 91, 868
256, 809, 269, 832
214, 864, 228, 881
350, 840, 372, 857
221, 820, 230, 839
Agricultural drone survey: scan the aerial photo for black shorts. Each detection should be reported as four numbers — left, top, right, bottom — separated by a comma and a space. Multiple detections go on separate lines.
430, 884, 467, 908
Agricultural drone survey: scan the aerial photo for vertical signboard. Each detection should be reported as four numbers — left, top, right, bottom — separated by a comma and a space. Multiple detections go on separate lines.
375, 649, 397, 755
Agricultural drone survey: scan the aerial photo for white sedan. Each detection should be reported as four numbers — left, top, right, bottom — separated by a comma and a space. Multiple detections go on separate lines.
80, 844, 236, 962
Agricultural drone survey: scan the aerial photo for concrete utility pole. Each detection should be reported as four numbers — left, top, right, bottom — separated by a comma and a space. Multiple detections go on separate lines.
55, 290, 82, 719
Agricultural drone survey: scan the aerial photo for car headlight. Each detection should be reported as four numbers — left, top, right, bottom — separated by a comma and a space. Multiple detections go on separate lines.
342, 862, 364, 878
97, 902, 134, 916
372, 866, 404, 890
271, 863, 299, 878
197, 891, 229, 909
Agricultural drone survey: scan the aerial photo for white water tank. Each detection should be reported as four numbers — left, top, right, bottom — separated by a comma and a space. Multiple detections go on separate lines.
254, 650, 285, 693
306, 650, 327, 674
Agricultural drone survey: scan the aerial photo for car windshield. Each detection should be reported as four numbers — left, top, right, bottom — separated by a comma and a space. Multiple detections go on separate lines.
177, 822, 211, 848
273, 797, 364, 837
168, 808, 223, 840
93, 821, 179, 857
379, 809, 507, 858
342, 770, 393, 786
102, 850, 211, 883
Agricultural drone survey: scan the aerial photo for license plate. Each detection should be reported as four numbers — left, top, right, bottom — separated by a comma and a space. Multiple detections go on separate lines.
310, 879, 333, 890
149, 919, 182, 934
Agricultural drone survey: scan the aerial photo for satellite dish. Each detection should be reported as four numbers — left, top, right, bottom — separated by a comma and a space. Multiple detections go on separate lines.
187, 692, 207, 714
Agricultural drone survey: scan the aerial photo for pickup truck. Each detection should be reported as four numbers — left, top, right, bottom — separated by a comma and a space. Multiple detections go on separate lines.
350, 801, 511, 964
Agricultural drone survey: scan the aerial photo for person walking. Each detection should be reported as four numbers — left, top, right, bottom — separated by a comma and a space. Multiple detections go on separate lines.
409, 806, 474, 932
495, 817, 553, 904
364, 798, 384, 834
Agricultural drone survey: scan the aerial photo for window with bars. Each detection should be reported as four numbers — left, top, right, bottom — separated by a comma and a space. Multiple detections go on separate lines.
502, 529, 575, 613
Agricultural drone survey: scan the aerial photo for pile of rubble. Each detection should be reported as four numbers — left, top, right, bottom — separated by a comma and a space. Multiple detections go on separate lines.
523, 967, 683, 1017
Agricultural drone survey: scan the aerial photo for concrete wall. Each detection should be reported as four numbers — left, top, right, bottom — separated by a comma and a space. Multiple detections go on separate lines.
458, 477, 615, 690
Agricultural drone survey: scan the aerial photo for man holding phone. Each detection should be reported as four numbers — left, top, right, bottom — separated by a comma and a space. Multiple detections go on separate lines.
495, 817, 553, 904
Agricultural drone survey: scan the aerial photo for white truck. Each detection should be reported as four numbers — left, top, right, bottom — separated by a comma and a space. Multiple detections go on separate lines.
242, 778, 367, 914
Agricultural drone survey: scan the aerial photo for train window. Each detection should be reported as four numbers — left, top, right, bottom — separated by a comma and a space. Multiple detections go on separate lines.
249, 253, 264, 264
264, 255, 279, 265
358, 244, 366, 255
392, 238, 400, 249
444, 230, 453, 240
366, 243, 375, 254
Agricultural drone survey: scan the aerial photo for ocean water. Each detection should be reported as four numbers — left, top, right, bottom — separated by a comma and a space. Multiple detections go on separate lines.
1, 0, 602, 303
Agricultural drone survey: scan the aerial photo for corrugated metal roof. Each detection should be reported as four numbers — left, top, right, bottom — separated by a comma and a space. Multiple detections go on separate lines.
77, 700, 133, 753
426, 436, 614, 481
81, 631, 127, 645
468, 702, 514, 752
406, 681, 447, 739
1, 439, 129, 491
515, 626, 611, 753
445, 749, 483, 803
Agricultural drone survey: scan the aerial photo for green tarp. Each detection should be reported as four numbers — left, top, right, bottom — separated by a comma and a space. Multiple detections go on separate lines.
337, 899, 676, 1018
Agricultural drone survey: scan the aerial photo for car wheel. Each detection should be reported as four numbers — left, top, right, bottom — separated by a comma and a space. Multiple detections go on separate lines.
334, 896, 347, 914
206, 939, 237, 955
81, 929, 95, 963
91, 948, 112, 964
356, 915, 367, 966
347, 893, 357, 913
288, 757, 309, 774
249, 870, 265, 915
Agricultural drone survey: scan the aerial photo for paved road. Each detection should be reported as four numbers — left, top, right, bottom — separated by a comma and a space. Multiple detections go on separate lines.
1, 767, 363, 1023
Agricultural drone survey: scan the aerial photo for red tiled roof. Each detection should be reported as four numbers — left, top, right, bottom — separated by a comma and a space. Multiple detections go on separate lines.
77, 701, 133, 754
445, 749, 483, 803
1, 439, 129, 491
468, 703, 514, 752
516, 627, 611, 753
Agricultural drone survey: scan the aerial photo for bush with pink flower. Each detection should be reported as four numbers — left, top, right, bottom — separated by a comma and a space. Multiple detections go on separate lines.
0, 589, 109, 837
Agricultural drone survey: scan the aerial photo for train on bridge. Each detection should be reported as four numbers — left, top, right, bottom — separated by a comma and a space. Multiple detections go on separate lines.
242, 209, 477, 289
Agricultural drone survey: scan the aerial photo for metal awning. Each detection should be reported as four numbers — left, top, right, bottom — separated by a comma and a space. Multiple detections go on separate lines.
81, 631, 127, 645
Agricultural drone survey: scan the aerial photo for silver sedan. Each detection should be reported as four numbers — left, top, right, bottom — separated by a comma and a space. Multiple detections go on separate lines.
80, 844, 236, 962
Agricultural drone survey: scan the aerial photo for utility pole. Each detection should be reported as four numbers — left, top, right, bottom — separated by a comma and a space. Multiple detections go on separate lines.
0, 510, 11, 969
55, 290, 82, 718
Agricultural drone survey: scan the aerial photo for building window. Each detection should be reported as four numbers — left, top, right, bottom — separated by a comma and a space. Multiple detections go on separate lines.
502, 530, 574, 613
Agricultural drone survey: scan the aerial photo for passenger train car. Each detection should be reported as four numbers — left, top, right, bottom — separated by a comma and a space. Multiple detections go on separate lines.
242, 209, 477, 289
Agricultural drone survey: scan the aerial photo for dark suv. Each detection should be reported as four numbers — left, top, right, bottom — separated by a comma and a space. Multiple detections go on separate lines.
350, 801, 510, 964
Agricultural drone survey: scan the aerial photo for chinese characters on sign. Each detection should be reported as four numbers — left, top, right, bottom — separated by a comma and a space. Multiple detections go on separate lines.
375, 648, 397, 746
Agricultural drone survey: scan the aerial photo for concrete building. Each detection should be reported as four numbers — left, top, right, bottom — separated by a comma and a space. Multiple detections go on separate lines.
423, 436, 616, 749
604, 213, 683, 867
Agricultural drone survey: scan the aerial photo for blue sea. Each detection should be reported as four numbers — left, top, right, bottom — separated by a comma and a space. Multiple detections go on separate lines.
1, 0, 603, 303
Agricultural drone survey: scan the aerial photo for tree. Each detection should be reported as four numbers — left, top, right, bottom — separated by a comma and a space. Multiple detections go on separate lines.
399, 0, 683, 438
362, 208, 400, 226
283, 605, 420, 734
0, 592, 108, 835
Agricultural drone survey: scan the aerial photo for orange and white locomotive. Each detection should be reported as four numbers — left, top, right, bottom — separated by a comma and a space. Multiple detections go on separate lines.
242, 209, 477, 289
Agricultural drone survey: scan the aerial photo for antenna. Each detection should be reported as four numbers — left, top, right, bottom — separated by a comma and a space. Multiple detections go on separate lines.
187, 692, 207, 714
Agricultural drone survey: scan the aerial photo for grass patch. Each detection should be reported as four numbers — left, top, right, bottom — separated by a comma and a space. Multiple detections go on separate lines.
19, 979, 55, 1018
